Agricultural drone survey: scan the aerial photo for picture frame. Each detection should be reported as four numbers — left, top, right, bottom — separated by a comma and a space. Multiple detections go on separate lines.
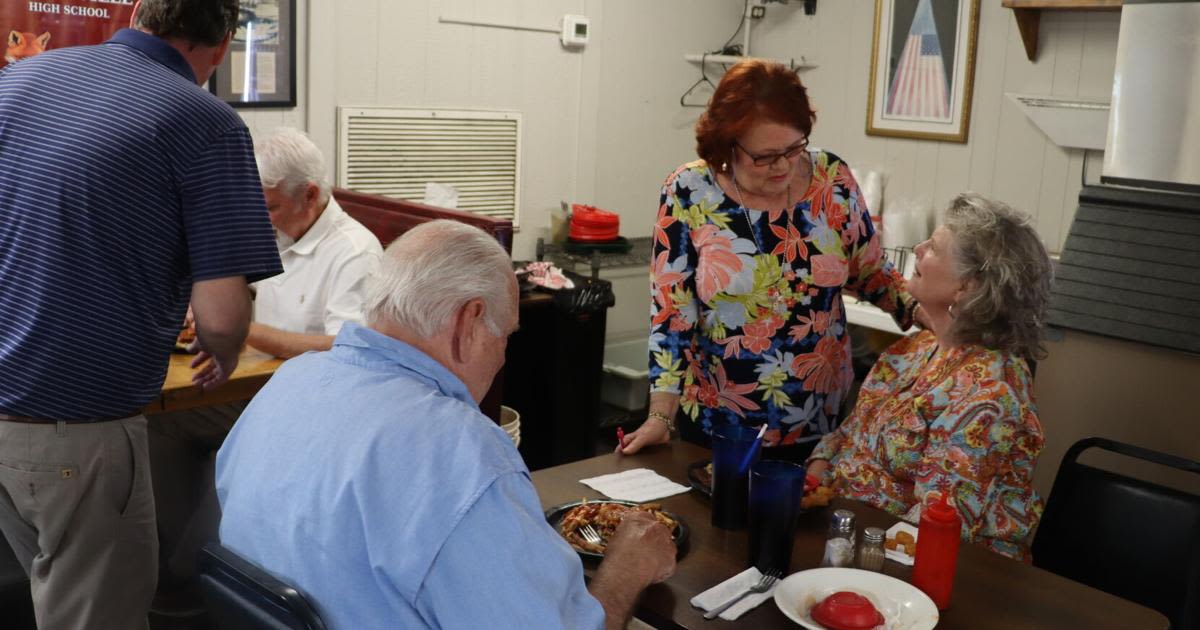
866, 0, 980, 143
209, 0, 296, 108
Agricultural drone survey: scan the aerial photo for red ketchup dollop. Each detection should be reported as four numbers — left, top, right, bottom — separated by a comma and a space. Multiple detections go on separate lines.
810, 591, 885, 630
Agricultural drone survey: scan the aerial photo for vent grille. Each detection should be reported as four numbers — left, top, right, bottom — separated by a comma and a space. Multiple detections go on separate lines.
337, 108, 521, 224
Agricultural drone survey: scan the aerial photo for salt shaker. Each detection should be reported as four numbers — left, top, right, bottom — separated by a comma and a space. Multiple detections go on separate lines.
857, 527, 886, 572
821, 509, 856, 567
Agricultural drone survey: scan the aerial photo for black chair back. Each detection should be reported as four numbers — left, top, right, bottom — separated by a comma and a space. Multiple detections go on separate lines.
198, 542, 326, 630
1032, 437, 1200, 630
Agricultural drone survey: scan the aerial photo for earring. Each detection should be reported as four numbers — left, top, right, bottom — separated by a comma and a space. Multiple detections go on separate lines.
948, 303, 957, 318
720, 161, 728, 172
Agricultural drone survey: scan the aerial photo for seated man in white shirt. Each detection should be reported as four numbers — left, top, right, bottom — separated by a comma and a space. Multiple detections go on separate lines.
249, 126, 383, 357
150, 128, 382, 611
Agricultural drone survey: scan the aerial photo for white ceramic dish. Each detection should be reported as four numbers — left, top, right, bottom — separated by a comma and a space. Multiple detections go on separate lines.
773, 567, 937, 630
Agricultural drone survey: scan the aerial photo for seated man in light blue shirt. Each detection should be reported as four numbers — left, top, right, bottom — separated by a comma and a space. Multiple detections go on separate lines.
216, 219, 676, 629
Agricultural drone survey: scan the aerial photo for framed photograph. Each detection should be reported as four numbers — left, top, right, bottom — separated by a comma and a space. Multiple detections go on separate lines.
209, 0, 296, 108
866, 0, 980, 142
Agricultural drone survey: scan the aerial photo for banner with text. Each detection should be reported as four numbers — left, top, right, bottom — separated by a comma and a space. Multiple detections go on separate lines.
3, 0, 134, 69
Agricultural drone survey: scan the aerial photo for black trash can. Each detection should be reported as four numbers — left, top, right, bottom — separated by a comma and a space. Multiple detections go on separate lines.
504, 270, 614, 470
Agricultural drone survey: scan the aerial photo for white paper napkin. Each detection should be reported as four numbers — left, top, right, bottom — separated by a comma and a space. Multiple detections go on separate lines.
690, 567, 778, 621
578, 468, 690, 503
885, 521, 919, 566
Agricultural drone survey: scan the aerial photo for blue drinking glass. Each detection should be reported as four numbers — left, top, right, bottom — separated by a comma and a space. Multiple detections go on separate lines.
710, 424, 761, 530
747, 459, 807, 574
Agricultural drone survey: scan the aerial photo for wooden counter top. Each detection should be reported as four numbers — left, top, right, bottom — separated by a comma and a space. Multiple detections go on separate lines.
144, 348, 283, 415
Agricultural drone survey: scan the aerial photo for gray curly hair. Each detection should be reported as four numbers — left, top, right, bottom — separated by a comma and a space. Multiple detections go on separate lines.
943, 193, 1054, 361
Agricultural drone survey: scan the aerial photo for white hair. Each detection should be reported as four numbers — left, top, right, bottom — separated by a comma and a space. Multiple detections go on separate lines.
364, 220, 514, 337
255, 127, 331, 206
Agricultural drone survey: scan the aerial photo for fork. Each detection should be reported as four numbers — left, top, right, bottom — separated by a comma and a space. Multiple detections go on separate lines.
579, 524, 603, 547
702, 569, 782, 620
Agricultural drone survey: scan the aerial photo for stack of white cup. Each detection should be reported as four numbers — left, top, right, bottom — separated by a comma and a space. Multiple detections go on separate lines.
500, 405, 521, 448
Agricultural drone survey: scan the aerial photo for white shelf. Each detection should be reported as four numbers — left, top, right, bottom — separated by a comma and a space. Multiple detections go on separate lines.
684, 53, 816, 70
843, 295, 905, 336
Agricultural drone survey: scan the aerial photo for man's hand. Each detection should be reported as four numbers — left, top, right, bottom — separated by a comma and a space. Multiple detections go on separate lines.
588, 511, 676, 630
605, 511, 677, 585
190, 348, 237, 391
189, 276, 252, 389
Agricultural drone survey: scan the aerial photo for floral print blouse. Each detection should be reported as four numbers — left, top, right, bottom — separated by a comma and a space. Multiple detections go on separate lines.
810, 330, 1045, 560
648, 152, 915, 445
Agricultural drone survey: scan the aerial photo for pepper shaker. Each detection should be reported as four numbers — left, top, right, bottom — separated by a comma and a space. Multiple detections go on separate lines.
857, 527, 886, 572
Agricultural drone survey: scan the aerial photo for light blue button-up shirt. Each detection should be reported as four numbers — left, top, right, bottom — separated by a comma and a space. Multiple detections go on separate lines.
216, 323, 605, 629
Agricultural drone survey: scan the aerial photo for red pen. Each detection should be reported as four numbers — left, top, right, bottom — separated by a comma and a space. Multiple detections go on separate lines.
616, 427, 625, 452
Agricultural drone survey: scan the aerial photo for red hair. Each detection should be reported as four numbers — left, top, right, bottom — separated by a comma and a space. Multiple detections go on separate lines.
695, 60, 817, 171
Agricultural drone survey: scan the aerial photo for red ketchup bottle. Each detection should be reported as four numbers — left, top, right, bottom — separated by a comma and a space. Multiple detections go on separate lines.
911, 492, 961, 610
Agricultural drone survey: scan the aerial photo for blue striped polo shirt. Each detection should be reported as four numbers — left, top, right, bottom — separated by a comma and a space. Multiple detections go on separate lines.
0, 29, 283, 419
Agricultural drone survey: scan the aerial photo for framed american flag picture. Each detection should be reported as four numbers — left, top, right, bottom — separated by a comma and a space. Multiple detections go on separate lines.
866, 0, 980, 143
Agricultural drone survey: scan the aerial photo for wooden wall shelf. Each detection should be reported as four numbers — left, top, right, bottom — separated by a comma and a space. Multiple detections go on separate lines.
1002, 0, 1123, 62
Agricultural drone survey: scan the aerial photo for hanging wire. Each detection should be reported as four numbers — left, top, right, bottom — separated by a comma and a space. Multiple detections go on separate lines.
717, 0, 751, 55
678, 0, 750, 108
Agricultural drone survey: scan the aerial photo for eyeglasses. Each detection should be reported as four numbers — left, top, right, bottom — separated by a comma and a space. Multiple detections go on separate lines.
734, 140, 808, 167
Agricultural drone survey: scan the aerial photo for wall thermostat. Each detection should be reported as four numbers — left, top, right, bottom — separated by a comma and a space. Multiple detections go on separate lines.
561, 15, 589, 48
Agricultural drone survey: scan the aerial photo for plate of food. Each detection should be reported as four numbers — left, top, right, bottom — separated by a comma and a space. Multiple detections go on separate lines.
173, 323, 196, 353
773, 567, 938, 630
546, 499, 688, 560
687, 459, 836, 510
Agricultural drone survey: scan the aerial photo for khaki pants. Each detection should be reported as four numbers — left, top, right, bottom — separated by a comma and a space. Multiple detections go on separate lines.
0, 415, 157, 630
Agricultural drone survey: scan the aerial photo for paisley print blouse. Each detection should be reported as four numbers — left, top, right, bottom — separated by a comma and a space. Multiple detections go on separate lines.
810, 330, 1045, 560
648, 151, 915, 445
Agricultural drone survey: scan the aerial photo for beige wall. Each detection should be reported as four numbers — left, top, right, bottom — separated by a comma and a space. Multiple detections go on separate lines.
241, 0, 743, 264
1034, 332, 1200, 498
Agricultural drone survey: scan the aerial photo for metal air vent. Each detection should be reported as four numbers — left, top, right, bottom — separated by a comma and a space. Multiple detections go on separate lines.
337, 107, 521, 225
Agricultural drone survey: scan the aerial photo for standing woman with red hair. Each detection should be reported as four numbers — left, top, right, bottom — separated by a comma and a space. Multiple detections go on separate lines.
620, 61, 924, 459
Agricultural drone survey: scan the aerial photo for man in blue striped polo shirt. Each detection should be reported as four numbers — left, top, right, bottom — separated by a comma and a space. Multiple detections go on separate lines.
0, 2, 282, 628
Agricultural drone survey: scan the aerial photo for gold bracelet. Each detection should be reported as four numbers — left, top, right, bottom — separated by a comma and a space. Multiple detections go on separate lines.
647, 410, 675, 433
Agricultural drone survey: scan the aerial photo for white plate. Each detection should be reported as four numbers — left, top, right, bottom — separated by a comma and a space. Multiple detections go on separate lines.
773, 567, 937, 629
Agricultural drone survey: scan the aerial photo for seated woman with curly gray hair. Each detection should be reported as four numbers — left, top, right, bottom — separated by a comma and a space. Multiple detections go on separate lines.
806, 193, 1053, 561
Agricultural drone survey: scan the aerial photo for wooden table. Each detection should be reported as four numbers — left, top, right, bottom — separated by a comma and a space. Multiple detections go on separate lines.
531, 441, 1169, 630
143, 348, 283, 415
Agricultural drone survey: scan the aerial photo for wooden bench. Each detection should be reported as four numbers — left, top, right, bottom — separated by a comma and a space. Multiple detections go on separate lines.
332, 187, 513, 253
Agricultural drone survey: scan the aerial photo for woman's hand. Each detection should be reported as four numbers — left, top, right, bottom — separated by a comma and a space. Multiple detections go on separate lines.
806, 458, 830, 482
616, 418, 671, 454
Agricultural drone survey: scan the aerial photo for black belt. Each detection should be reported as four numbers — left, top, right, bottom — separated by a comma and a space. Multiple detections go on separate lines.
0, 412, 138, 424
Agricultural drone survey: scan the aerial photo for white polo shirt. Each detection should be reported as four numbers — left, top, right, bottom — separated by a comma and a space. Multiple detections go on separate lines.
253, 198, 382, 335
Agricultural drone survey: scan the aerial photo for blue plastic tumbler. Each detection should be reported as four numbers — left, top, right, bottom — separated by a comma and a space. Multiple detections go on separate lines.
747, 459, 807, 573
710, 424, 761, 530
